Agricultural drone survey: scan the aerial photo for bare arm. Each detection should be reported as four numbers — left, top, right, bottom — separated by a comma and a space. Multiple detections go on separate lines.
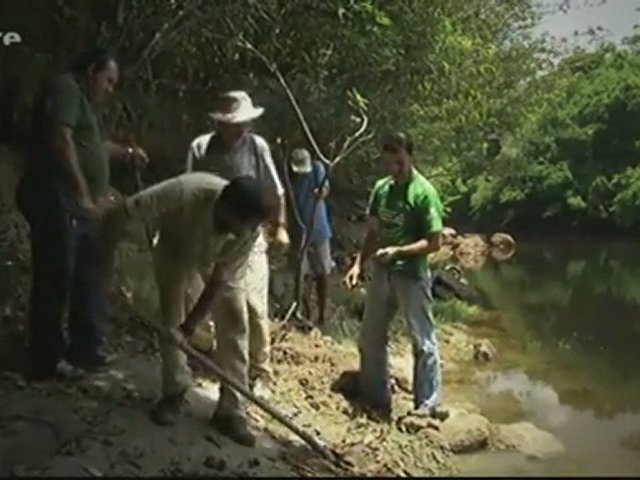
395, 231, 442, 258
274, 193, 287, 228
353, 217, 380, 269
52, 126, 91, 201
104, 140, 130, 163
184, 269, 222, 331
182, 231, 256, 333
257, 136, 287, 229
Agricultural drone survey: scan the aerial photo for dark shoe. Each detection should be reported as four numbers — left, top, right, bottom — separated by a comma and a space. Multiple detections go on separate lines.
429, 406, 450, 422
149, 391, 187, 426
210, 411, 256, 447
67, 351, 117, 371
364, 403, 393, 423
415, 404, 450, 422
29, 360, 85, 382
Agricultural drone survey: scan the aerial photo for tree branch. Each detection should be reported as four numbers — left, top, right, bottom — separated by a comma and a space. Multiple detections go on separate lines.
238, 37, 371, 326
128, 0, 208, 76
238, 37, 330, 165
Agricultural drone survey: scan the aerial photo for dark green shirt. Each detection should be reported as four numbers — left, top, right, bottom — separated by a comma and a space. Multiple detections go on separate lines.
33, 73, 109, 197
367, 169, 444, 277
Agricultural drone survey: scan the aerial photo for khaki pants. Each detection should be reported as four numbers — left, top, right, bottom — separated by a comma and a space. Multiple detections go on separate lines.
153, 242, 250, 417
185, 238, 273, 383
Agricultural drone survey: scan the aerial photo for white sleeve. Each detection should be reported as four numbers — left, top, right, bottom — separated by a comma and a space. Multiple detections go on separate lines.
255, 136, 285, 197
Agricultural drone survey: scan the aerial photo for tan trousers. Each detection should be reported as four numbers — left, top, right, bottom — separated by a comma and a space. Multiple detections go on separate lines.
185, 240, 272, 383
153, 242, 250, 417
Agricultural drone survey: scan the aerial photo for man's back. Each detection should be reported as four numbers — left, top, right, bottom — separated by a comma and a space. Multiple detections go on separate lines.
124, 171, 255, 273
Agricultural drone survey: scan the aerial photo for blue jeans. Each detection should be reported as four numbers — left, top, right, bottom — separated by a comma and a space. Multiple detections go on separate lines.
358, 262, 442, 412
16, 176, 107, 374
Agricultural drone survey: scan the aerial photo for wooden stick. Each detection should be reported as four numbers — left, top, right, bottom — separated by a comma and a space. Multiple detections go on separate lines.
132, 314, 350, 470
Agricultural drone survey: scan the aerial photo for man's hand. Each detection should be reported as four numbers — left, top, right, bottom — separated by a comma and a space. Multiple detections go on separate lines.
374, 246, 401, 263
181, 308, 206, 339
343, 262, 362, 290
129, 146, 150, 168
78, 194, 99, 219
314, 187, 328, 199
267, 224, 290, 250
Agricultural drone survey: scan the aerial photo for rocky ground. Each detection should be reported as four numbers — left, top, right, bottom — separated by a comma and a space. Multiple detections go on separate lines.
0, 279, 567, 477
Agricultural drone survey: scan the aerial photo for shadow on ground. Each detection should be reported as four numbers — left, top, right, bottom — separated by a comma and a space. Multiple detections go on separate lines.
0, 331, 308, 477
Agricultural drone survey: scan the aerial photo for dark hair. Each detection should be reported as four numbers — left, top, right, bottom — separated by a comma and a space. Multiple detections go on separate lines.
69, 47, 116, 75
218, 175, 275, 222
381, 132, 414, 156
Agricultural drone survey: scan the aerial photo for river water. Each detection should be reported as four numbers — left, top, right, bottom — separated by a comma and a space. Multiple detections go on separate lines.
457, 235, 640, 476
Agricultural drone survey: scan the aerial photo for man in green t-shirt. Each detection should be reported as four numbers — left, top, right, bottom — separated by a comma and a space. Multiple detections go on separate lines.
344, 132, 445, 420
16, 48, 148, 381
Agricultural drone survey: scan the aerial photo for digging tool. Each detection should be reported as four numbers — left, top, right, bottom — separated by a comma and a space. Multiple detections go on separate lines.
130, 313, 350, 470
123, 141, 351, 471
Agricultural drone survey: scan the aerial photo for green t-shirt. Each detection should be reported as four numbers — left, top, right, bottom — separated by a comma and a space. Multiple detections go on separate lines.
37, 73, 109, 198
367, 169, 444, 277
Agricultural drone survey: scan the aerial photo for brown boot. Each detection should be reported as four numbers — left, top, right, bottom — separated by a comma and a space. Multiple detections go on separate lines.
210, 411, 256, 447
149, 391, 187, 426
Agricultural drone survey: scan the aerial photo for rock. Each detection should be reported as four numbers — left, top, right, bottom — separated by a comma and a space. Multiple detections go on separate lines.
454, 235, 489, 270
428, 245, 454, 265
440, 413, 492, 454
423, 428, 451, 452
490, 247, 515, 262
396, 413, 441, 434
490, 422, 565, 459
442, 227, 458, 245
473, 339, 497, 363
489, 232, 516, 262
489, 232, 516, 251
446, 402, 482, 418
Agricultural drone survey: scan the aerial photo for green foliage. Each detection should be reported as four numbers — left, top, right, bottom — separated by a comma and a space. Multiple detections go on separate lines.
455, 39, 640, 229
433, 299, 483, 324
2, 1, 639, 230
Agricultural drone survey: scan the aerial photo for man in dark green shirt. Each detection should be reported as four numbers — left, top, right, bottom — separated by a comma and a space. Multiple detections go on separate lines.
17, 47, 148, 380
344, 132, 445, 420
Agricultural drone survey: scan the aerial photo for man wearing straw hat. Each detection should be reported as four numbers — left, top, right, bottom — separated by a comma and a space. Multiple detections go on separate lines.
183, 91, 289, 433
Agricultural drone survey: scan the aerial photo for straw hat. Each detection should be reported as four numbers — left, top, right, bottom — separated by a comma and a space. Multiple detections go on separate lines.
208, 90, 264, 124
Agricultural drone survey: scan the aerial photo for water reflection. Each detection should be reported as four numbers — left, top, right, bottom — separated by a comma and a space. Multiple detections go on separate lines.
476, 369, 640, 475
465, 237, 640, 475
469, 238, 640, 411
